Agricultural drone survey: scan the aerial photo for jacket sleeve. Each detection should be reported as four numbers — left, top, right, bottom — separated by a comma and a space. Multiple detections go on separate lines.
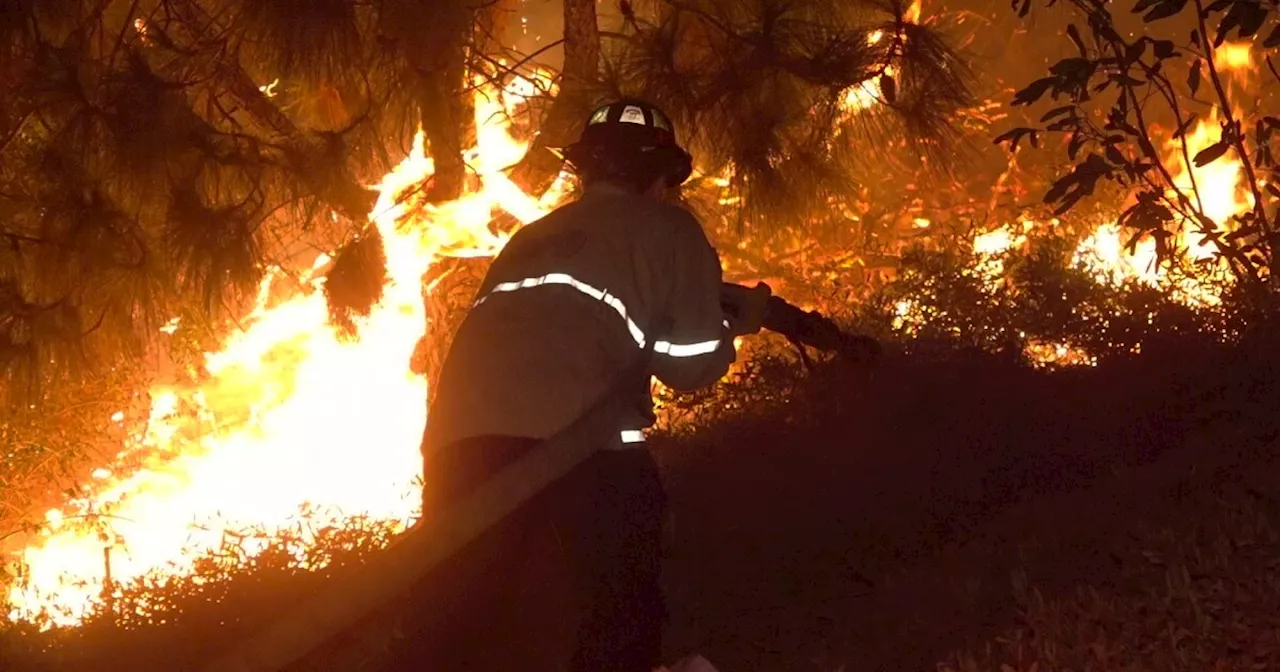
649, 211, 737, 392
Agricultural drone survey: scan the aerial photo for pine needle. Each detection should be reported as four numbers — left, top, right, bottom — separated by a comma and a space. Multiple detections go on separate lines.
166, 185, 263, 313
323, 229, 387, 339
601, 0, 975, 228
229, 0, 363, 86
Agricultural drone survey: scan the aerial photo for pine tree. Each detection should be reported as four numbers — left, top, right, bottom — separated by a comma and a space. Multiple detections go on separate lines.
597, 0, 974, 226
0, 0, 503, 521
1, 0, 974, 523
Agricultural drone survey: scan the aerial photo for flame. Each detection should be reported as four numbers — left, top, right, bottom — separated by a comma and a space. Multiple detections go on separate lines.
1020, 96, 1253, 363
904, 0, 923, 24
972, 225, 1027, 257
1214, 41, 1253, 85
841, 68, 894, 112
1215, 41, 1251, 69
1069, 41, 1254, 308
4, 77, 555, 627
921, 98, 1254, 365
1072, 106, 1248, 307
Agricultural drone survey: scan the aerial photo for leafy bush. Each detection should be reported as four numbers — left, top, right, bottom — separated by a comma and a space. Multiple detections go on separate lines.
855, 230, 1234, 366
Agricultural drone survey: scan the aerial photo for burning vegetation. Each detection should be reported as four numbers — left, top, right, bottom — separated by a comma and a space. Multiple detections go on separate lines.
2, 0, 1280, 668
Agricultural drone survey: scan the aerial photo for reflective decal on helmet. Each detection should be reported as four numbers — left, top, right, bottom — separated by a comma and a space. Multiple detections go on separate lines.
619, 105, 648, 125
651, 111, 671, 131
589, 106, 610, 125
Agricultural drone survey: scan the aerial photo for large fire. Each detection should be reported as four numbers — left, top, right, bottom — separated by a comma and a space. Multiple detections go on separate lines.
3, 77, 557, 627
0, 22, 1260, 628
893, 43, 1257, 365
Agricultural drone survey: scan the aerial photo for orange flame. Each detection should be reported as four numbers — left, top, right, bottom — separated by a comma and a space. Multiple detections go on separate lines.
907, 94, 1256, 366
995, 94, 1253, 364
4, 76, 558, 627
1214, 41, 1253, 85
1072, 108, 1248, 307
904, 0, 923, 24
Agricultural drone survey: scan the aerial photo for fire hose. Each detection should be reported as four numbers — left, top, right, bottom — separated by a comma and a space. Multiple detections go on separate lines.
203, 337, 660, 672
203, 292, 876, 672
723, 282, 883, 368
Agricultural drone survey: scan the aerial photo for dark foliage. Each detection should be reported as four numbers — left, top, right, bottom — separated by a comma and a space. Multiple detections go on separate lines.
856, 231, 1229, 366
997, 0, 1280, 286
0, 0, 529, 410
322, 229, 388, 338
942, 483, 1280, 671
5, 314, 1280, 670
599, 0, 975, 228
227, 0, 364, 86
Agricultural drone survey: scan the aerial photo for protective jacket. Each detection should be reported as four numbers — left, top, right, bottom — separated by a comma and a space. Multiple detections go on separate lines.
421, 185, 735, 455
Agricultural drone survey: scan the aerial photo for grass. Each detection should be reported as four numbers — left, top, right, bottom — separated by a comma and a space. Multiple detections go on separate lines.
654, 323, 1280, 671
940, 473, 1280, 672
1, 324, 1278, 671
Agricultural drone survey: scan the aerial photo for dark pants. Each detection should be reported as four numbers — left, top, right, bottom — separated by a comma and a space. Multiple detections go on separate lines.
389, 436, 667, 672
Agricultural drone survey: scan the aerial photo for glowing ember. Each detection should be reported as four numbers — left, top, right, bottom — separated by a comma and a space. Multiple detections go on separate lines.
1023, 339, 1095, 368
259, 78, 280, 98
4, 79, 553, 627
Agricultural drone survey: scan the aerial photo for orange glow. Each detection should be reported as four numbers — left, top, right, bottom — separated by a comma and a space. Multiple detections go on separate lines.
840, 1, 922, 112
1072, 107, 1246, 307
919, 99, 1255, 366
1214, 41, 1253, 85
904, 0, 923, 24
4, 75, 559, 628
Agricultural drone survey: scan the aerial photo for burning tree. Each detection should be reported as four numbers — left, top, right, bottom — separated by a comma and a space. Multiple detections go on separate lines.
0, 0, 975, 640
856, 0, 1280, 369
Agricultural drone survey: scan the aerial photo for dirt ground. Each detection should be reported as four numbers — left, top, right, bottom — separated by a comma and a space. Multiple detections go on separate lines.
652, 343, 1280, 671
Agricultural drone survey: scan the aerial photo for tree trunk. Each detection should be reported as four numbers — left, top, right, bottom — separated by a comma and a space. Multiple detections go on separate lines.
403, 0, 475, 204
475, 0, 516, 53
412, 257, 492, 408
511, 0, 601, 197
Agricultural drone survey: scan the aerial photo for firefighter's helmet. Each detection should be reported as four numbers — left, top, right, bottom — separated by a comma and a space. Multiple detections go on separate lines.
561, 99, 693, 188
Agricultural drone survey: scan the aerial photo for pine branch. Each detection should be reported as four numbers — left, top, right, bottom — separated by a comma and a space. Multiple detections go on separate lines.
598, 0, 974, 227
162, 0, 376, 221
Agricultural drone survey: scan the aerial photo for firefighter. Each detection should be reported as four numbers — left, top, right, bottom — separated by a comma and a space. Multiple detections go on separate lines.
405, 99, 770, 672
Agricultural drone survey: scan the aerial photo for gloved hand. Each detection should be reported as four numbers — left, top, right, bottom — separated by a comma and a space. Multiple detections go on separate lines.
720, 282, 772, 336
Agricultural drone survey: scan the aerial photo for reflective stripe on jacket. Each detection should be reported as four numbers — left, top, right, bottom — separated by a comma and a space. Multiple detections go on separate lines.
421, 185, 736, 455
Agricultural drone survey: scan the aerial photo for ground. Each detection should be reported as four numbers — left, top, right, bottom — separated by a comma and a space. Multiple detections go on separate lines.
653, 338, 1280, 671
2, 333, 1278, 671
